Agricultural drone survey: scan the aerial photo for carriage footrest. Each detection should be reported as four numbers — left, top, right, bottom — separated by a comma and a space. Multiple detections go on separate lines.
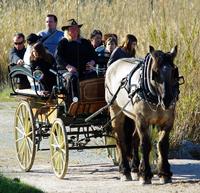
69, 144, 116, 150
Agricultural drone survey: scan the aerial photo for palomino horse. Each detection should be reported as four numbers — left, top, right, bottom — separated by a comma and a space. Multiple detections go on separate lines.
105, 46, 182, 184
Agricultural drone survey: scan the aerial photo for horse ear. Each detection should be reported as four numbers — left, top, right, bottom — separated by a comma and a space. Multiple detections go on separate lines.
170, 45, 178, 59
149, 45, 155, 54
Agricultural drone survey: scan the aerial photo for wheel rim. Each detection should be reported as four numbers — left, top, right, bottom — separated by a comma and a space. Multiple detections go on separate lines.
50, 118, 68, 179
14, 101, 36, 171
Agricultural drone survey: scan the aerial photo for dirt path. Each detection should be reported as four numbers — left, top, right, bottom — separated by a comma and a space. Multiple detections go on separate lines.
0, 102, 200, 193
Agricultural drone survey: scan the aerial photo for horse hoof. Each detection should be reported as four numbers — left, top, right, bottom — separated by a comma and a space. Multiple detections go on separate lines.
120, 173, 132, 181
159, 177, 172, 184
131, 172, 139, 181
139, 177, 152, 185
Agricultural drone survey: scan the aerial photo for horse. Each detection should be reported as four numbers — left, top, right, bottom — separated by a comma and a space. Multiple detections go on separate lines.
105, 45, 182, 184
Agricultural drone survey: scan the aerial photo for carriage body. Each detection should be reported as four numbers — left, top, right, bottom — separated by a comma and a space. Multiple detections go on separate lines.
9, 66, 117, 178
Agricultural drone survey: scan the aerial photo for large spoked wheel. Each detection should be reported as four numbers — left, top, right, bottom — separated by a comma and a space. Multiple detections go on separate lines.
14, 101, 36, 171
50, 118, 68, 179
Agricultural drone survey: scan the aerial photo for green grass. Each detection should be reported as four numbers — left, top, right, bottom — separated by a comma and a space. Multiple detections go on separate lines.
0, 86, 15, 102
0, 174, 44, 193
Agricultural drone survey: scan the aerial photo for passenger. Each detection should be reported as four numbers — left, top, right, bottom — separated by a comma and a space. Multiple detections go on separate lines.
103, 33, 118, 45
107, 34, 137, 67
23, 33, 41, 68
55, 18, 97, 102
9, 33, 26, 66
95, 37, 117, 76
38, 14, 64, 56
30, 42, 56, 92
9, 33, 30, 89
90, 29, 103, 49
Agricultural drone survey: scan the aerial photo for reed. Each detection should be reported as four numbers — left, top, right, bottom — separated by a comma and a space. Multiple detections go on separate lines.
0, 0, 199, 146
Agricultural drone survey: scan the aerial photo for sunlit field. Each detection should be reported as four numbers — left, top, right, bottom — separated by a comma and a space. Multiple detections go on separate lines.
0, 0, 199, 146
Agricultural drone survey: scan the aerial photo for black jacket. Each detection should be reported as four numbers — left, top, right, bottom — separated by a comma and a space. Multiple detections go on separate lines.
31, 55, 56, 91
55, 38, 97, 78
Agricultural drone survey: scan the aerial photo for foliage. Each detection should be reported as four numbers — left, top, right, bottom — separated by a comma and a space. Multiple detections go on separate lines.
0, 0, 200, 146
0, 174, 44, 193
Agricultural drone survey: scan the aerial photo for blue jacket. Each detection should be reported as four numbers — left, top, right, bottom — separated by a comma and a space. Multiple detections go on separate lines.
38, 29, 64, 56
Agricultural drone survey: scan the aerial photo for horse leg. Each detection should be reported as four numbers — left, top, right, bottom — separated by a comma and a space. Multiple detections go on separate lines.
130, 129, 140, 180
136, 119, 153, 184
157, 128, 172, 184
123, 116, 139, 180
109, 105, 132, 181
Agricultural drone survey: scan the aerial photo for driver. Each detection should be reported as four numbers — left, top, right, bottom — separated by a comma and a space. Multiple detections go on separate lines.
55, 18, 97, 102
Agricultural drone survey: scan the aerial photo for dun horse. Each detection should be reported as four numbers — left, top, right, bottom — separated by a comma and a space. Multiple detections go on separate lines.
105, 46, 183, 184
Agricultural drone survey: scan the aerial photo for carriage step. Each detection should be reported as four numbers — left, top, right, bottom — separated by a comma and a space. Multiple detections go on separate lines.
38, 145, 116, 151
69, 144, 116, 150
38, 148, 50, 151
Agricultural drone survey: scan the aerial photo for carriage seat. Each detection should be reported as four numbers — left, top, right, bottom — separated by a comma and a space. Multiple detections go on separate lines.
68, 77, 106, 116
9, 65, 49, 97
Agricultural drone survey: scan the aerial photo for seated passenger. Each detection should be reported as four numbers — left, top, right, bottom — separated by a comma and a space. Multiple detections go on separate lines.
30, 42, 56, 92
23, 33, 41, 69
9, 32, 30, 89
95, 37, 117, 76
107, 34, 137, 67
55, 18, 97, 102
90, 29, 103, 49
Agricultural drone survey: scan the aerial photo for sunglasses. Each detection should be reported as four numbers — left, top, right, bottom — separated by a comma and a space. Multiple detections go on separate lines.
14, 41, 24, 45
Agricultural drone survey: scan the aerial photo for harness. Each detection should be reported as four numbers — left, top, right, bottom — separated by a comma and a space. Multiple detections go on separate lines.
85, 55, 183, 123
138, 53, 159, 105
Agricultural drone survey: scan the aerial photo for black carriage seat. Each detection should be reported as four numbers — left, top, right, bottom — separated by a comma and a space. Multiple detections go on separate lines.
9, 65, 49, 98
68, 77, 106, 116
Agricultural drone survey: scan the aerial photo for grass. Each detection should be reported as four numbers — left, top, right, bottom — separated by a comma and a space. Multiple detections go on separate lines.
0, 0, 200, 146
0, 86, 15, 102
0, 174, 44, 193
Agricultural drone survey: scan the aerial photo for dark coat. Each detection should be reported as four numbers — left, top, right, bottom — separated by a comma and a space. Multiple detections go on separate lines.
107, 47, 132, 67
9, 47, 26, 64
31, 55, 56, 91
55, 38, 97, 79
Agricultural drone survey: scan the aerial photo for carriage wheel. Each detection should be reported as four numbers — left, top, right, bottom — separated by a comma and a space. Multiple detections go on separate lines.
104, 136, 119, 166
50, 118, 68, 179
14, 101, 36, 171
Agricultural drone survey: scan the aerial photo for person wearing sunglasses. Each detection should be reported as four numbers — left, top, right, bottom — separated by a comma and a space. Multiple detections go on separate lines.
9, 32, 26, 66
9, 32, 30, 89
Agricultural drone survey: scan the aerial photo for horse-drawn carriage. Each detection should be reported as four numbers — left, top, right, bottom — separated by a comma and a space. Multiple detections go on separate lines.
9, 65, 117, 179
9, 45, 184, 184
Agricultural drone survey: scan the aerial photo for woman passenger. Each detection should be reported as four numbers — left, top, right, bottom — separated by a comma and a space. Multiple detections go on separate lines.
30, 42, 56, 92
107, 34, 137, 67
95, 37, 117, 76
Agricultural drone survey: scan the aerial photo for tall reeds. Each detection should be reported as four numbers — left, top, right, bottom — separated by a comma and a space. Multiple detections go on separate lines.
0, 0, 199, 145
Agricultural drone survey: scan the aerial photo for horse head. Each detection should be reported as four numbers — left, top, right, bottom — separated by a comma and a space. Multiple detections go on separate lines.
149, 45, 179, 110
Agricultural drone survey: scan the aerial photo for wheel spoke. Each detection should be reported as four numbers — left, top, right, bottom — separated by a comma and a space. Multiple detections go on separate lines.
25, 137, 32, 157
27, 136, 33, 146
18, 139, 25, 155
51, 150, 59, 162
17, 115, 25, 131
16, 126, 25, 136
26, 130, 33, 137
52, 132, 59, 146
16, 136, 24, 143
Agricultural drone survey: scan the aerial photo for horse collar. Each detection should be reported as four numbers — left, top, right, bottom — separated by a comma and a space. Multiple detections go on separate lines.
138, 54, 159, 105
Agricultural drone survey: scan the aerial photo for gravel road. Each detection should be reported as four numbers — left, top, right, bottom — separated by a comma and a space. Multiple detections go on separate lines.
0, 102, 200, 193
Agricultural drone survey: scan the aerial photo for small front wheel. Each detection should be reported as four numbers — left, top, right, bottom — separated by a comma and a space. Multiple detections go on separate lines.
50, 118, 68, 179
